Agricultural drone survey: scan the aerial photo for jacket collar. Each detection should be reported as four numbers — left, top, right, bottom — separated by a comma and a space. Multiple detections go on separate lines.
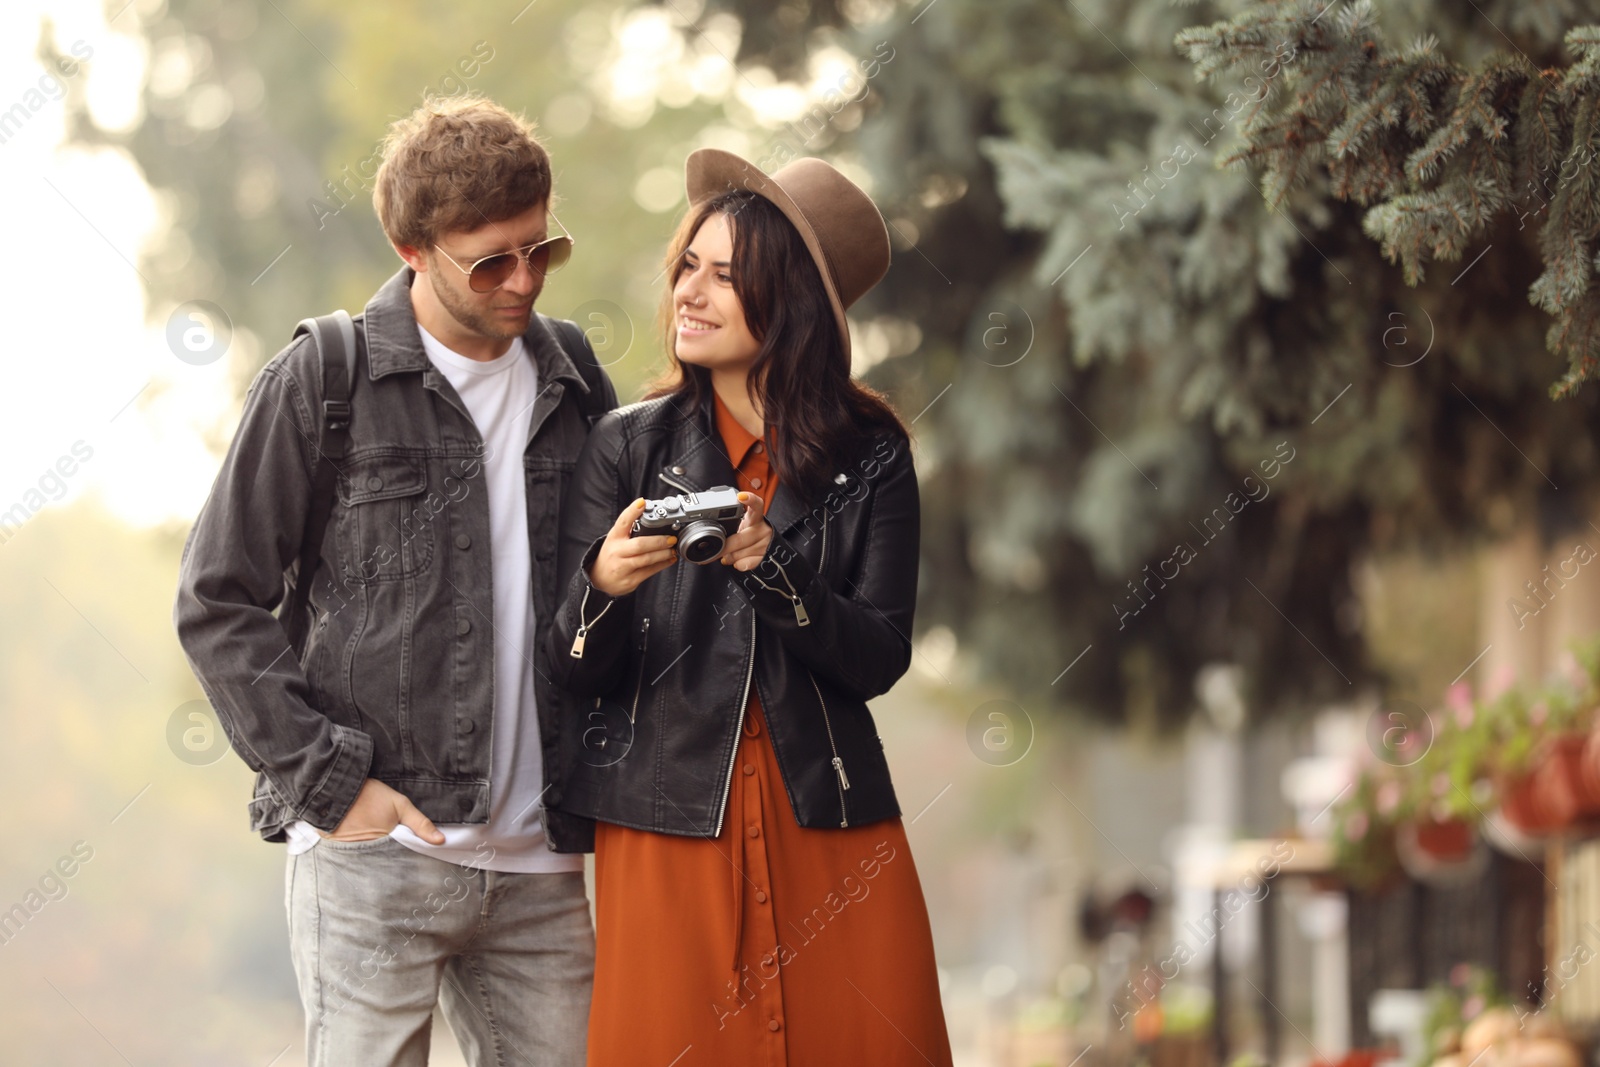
360, 266, 591, 396
658, 389, 812, 537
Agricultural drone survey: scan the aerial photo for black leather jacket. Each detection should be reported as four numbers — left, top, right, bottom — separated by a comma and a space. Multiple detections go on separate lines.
545, 390, 919, 836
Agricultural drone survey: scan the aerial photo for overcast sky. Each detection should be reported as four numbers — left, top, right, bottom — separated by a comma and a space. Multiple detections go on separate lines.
0, 0, 236, 534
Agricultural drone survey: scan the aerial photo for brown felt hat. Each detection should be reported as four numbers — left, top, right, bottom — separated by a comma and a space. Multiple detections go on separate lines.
685, 148, 891, 363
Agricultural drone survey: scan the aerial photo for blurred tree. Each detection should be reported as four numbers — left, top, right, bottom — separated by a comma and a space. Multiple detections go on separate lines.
58, 0, 733, 398
63, 0, 1600, 729
670, 0, 1600, 729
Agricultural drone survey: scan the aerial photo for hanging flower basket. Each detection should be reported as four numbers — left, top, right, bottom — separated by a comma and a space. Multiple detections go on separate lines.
1535, 732, 1600, 825
1579, 724, 1600, 808
1411, 817, 1475, 860
1498, 772, 1566, 836
1397, 816, 1487, 885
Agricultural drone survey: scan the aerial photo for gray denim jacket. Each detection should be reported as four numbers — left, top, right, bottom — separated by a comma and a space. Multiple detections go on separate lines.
172, 266, 616, 851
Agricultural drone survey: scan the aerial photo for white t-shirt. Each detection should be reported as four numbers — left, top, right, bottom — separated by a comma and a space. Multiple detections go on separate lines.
285, 325, 582, 874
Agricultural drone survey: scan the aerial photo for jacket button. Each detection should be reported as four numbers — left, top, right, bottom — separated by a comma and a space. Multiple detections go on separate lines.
456, 618, 471, 635
755, 890, 767, 903
455, 534, 471, 550
671, 465, 685, 475
743, 763, 754, 776
834, 473, 847, 485
460, 720, 475, 734
749, 477, 762, 489
768, 1020, 781, 1032
367, 475, 384, 491
747, 826, 759, 838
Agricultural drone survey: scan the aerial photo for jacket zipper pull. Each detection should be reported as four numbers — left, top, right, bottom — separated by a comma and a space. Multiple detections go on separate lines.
832, 755, 851, 790
571, 585, 613, 658
792, 599, 810, 627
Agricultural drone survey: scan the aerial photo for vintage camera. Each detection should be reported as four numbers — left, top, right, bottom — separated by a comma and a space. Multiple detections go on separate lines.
631, 486, 745, 563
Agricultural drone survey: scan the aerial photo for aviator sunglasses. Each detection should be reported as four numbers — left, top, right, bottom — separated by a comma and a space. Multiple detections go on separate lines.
433, 214, 574, 292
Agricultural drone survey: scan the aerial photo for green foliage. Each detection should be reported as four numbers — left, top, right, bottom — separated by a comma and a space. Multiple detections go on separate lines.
71, 0, 1600, 729
63, 0, 721, 399
1177, 1, 1600, 397
885, 0, 1600, 726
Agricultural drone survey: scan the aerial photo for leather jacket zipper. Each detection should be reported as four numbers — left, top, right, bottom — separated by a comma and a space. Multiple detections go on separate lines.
628, 616, 650, 724
814, 510, 848, 825
670, 465, 846, 831
819, 509, 827, 574
659, 470, 696, 494
809, 668, 850, 827
712, 607, 757, 838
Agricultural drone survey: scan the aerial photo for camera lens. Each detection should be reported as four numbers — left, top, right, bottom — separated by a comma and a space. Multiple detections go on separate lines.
679, 521, 726, 564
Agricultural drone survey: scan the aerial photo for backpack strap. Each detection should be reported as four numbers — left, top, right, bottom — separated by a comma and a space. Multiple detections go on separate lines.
547, 316, 611, 426
281, 310, 357, 657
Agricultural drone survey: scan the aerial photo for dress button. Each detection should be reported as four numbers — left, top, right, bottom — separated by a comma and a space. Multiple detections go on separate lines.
747, 826, 760, 839
366, 475, 383, 491
749, 476, 763, 489
743, 763, 755, 776
460, 720, 475, 734
756, 890, 767, 903
456, 618, 472, 636
455, 534, 471, 550
753, 442, 764, 453
768, 1020, 781, 1032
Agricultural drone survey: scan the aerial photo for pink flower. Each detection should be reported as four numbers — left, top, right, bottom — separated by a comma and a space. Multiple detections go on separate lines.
1433, 772, 1451, 797
1345, 812, 1368, 841
1462, 994, 1484, 1020
1376, 781, 1402, 815
1485, 662, 1518, 701
1446, 682, 1474, 715
1531, 702, 1548, 728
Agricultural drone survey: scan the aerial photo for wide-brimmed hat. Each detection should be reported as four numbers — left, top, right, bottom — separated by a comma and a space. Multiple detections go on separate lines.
684, 147, 891, 363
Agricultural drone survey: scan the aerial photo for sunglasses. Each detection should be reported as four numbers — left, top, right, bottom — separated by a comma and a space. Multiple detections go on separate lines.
434, 216, 575, 292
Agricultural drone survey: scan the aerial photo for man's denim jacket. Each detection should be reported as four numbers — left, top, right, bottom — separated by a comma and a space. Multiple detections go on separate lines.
172, 266, 616, 851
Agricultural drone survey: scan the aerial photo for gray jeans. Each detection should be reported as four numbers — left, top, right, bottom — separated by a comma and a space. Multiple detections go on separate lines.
285, 835, 594, 1066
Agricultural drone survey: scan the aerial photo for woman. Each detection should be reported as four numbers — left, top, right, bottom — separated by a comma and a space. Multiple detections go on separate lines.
546, 148, 952, 1066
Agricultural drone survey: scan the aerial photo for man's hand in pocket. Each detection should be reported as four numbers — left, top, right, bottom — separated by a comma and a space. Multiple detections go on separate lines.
319, 778, 446, 844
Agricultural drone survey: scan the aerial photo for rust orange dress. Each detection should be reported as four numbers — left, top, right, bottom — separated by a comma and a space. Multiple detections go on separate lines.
584, 391, 954, 1067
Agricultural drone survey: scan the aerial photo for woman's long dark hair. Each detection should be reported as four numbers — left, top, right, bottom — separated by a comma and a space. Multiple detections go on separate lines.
644, 191, 908, 506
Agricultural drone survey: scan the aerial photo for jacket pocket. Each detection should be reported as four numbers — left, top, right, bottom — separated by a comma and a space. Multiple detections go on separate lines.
336, 453, 435, 583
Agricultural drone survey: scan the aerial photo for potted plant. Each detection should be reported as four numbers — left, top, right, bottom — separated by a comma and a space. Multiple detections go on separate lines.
1331, 768, 1403, 890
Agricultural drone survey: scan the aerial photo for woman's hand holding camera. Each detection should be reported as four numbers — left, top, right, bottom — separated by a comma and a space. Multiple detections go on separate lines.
718, 491, 772, 570
588, 499, 678, 597
587, 492, 773, 597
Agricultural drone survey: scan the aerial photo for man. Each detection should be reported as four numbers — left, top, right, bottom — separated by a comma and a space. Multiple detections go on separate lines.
172, 95, 614, 1065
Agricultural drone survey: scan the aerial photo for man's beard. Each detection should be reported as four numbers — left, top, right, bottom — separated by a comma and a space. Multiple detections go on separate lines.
428, 265, 534, 341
